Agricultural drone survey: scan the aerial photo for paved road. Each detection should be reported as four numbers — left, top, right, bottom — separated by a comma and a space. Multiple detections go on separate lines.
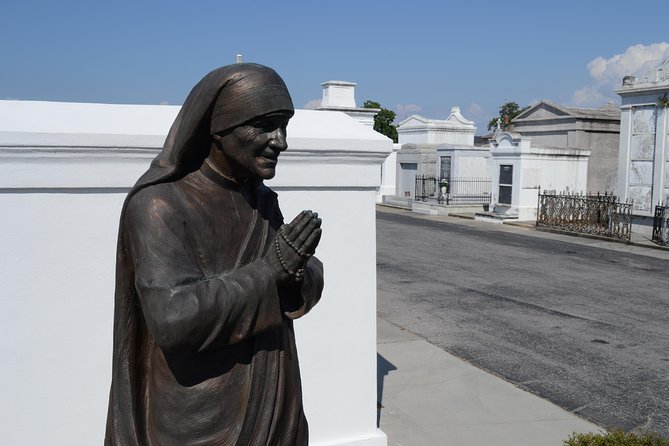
376, 208, 669, 437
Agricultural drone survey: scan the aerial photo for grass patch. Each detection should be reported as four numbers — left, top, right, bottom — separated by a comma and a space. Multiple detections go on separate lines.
564, 430, 669, 446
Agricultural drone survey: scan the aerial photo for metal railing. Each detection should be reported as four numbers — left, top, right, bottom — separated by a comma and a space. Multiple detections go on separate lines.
536, 191, 632, 241
652, 204, 667, 246
415, 176, 491, 205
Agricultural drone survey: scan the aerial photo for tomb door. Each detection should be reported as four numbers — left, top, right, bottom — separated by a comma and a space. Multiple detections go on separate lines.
440, 156, 452, 181
498, 164, 513, 205
400, 163, 418, 197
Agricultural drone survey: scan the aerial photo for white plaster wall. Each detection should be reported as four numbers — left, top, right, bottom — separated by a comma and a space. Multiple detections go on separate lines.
273, 189, 379, 444
435, 148, 491, 179
443, 131, 475, 146
0, 192, 124, 444
0, 102, 389, 446
397, 131, 425, 145
398, 129, 475, 145
518, 132, 568, 148
454, 154, 490, 178
377, 144, 400, 202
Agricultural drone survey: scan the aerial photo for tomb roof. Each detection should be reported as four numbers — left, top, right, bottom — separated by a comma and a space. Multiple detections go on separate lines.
513, 100, 620, 122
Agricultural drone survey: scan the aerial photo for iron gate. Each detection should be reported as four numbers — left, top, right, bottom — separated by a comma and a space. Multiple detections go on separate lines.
415, 176, 492, 204
414, 175, 437, 202
652, 205, 667, 246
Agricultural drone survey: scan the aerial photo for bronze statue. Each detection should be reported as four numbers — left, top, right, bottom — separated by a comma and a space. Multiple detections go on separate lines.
105, 63, 324, 445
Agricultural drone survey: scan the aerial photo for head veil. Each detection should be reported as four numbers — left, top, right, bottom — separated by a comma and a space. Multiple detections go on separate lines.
105, 63, 294, 444
136, 63, 294, 190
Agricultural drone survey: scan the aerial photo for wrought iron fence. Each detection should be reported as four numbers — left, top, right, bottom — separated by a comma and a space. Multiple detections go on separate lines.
444, 178, 492, 205
415, 176, 491, 204
414, 175, 437, 202
652, 204, 667, 246
536, 191, 632, 241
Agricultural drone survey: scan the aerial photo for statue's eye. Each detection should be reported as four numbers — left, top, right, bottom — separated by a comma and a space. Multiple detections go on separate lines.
249, 115, 290, 132
251, 120, 275, 132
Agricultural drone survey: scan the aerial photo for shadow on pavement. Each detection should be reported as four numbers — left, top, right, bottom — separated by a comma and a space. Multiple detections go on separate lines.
377, 353, 397, 427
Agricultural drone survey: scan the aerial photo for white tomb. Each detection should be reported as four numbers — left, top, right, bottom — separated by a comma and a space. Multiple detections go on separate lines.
314, 80, 398, 204
392, 107, 479, 202
435, 144, 492, 180
489, 132, 590, 221
397, 106, 476, 145
316, 80, 379, 128
0, 100, 391, 446
616, 58, 669, 226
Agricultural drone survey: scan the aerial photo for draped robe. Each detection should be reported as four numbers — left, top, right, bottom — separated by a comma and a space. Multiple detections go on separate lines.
105, 161, 323, 445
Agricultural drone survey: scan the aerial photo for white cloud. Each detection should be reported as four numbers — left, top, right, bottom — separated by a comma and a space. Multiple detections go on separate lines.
571, 42, 669, 106
466, 102, 484, 117
571, 85, 607, 107
303, 98, 321, 109
394, 103, 422, 120
464, 102, 490, 131
159, 100, 169, 105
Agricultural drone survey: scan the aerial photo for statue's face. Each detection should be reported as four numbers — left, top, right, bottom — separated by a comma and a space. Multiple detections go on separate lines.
214, 111, 292, 180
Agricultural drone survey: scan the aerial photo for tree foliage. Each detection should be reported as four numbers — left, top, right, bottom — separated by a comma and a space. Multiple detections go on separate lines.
364, 100, 398, 143
487, 101, 530, 131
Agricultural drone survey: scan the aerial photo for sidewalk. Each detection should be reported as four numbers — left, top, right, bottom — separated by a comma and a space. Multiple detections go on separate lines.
375, 205, 668, 445
377, 317, 602, 446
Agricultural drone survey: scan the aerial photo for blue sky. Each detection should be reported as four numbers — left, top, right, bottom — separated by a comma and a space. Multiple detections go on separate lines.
3, 0, 669, 133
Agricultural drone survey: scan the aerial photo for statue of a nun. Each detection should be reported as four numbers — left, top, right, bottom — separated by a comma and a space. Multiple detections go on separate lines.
105, 63, 324, 445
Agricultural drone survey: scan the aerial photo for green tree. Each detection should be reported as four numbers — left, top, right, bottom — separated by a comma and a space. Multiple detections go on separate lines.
487, 101, 529, 131
364, 100, 398, 143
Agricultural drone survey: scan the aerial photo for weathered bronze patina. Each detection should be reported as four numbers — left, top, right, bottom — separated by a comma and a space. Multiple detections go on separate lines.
105, 63, 323, 445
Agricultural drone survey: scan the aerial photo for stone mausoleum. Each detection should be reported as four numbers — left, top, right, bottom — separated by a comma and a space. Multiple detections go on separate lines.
510, 100, 620, 194
616, 58, 669, 228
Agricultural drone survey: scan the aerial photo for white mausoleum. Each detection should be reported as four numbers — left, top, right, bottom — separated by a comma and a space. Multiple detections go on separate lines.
616, 58, 669, 221
0, 100, 391, 446
489, 132, 590, 220
397, 107, 476, 145
316, 80, 379, 127
392, 107, 478, 201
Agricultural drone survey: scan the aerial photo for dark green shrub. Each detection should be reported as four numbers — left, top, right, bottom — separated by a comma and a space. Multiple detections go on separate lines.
564, 430, 669, 446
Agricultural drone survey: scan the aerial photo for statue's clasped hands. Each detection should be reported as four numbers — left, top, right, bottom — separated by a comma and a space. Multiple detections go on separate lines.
268, 210, 322, 282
